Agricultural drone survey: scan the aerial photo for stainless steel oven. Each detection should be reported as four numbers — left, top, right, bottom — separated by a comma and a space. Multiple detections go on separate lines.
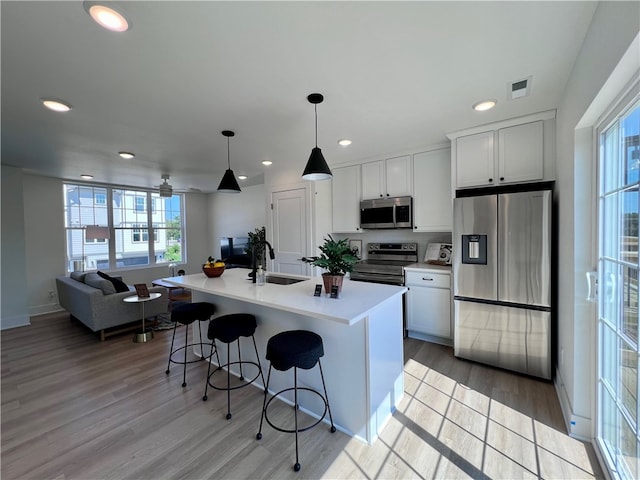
350, 242, 418, 286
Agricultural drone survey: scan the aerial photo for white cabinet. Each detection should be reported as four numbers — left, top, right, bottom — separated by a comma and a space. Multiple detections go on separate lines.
331, 165, 361, 233
453, 119, 545, 189
405, 269, 451, 343
455, 131, 494, 188
361, 155, 412, 199
498, 121, 544, 184
412, 148, 452, 232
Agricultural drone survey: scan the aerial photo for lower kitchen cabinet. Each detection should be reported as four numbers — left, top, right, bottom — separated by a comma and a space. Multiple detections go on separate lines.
405, 269, 452, 345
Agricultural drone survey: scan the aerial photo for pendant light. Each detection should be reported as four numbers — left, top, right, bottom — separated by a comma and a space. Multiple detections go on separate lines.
217, 130, 241, 193
302, 93, 332, 181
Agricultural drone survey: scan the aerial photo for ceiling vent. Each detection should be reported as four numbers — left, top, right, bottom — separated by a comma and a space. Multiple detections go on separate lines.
508, 76, 532, 100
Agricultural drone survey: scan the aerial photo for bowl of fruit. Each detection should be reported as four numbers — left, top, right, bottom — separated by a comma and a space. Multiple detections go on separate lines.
202, 257, 226, 278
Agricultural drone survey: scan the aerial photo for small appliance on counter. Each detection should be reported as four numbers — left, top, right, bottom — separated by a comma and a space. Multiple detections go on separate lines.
424, 243, 452, 265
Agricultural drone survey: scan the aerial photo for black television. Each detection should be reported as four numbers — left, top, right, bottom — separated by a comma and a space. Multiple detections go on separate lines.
220, 237, 250, 267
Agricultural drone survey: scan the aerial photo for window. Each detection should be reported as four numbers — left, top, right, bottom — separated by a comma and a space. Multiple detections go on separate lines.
597, 98, 640, 480
131, 224, 148, 243
134, 195, 145, 212
63, 184, 184, 271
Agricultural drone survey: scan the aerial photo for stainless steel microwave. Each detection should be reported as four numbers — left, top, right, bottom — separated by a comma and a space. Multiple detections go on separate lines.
360, 196, 413, 229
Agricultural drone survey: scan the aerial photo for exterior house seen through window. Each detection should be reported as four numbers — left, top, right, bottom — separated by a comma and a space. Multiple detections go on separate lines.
63, 184, 184, 272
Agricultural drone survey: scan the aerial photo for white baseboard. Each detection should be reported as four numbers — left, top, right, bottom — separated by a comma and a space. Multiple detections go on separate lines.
29, 303, 63, 316
554, 366, 592, 441
1, 314, 31, 330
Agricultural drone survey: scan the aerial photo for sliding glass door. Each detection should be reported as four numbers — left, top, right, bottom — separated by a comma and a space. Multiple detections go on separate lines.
597, 99, 640, 480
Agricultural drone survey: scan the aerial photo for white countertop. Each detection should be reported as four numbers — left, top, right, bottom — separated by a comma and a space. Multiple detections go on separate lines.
404, 262, 452, 273
162, 268, 407, 326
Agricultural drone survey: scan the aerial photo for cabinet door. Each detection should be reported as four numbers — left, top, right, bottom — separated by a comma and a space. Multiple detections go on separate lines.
455, 131, 495, 188
413, 149, 452, 232
361, 161, 385, 199
406, 284, 451, 338
385, 155, 412, 197
498, 121, 543, 184
331, 165, 361, 233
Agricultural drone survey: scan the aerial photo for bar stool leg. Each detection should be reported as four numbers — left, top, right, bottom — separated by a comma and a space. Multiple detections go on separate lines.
251, 336, 266, 388
165, 322, 178, 375
318, 359, 336, 433
256, 364, 272, 440
202, 339, 216, 401
293, 367, 301, 472
237, 340, 244, 380
226, 345, 232, 420
182, 323, 189, 387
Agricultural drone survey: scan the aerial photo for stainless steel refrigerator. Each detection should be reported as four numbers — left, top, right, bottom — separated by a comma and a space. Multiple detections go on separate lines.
453, 189, 552, 379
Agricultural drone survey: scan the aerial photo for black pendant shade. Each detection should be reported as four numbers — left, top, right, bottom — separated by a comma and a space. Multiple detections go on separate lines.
217, 130, 241, 193
302, 93, 332, 181
303, 147, 332, 181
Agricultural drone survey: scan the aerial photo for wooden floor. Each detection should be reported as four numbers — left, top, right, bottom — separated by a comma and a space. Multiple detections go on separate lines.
2, 312, 604, 479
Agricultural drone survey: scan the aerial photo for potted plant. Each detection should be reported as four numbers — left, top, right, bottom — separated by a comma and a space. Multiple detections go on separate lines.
246, 226, 266, 268
303, 235, 359, 295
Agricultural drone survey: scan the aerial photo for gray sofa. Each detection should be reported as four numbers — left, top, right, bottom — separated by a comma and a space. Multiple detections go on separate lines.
56, 273, 168, 340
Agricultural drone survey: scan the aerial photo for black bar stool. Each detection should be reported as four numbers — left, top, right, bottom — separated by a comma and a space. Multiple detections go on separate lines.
203, 313, 265, 420
165, 302, 217, 388
256, 329, 336, 472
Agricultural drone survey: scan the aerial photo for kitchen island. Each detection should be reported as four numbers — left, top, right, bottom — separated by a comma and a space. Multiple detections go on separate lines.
163, 268, 407, 444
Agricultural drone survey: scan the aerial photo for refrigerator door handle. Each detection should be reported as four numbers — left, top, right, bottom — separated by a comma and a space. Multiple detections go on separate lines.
586, 271, 598, 302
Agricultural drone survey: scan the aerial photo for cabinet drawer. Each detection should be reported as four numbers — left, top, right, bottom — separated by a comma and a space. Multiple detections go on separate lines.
405, 271, 450, 288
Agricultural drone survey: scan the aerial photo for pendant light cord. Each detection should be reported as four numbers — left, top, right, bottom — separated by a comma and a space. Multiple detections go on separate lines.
315, 104, 318, 148
227, 136, 231, 169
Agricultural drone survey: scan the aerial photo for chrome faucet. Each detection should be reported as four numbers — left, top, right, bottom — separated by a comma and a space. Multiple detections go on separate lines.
251, 240, 275, 283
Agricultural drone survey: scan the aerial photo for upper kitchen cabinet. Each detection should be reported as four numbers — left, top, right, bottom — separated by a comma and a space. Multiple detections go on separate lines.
447, 110, 555, 190
413, 148, 452, 232
331, 164, 362, 233
361, 155, 412, 199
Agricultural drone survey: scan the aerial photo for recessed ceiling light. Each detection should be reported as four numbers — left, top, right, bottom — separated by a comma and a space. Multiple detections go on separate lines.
238, 175, 248, 180
80, 174, 94, 180
118, 151, 134, 159
84, 2, 130, 32
42, 99, 72, 112
261, 160, 273, 166
338, 139, 352, 147
472, 100, 497, 112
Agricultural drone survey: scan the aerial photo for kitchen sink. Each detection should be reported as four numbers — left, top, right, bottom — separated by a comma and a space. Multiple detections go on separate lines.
265, 275, 306, 285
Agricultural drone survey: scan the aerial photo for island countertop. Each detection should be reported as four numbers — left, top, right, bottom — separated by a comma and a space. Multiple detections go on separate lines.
163, 268, 407, 326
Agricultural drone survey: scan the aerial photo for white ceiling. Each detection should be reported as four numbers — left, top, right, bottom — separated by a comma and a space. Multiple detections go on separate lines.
1, 1, 598, 193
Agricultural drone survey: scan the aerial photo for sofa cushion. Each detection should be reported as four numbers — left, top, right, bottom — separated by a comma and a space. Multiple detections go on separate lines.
97, 271, 130, 293
84, 273, 116, 295
70, 271, 86, 283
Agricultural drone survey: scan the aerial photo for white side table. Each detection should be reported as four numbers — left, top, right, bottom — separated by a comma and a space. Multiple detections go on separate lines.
123, 292, 162, 343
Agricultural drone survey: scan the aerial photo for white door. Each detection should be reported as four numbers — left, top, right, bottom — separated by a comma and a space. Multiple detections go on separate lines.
271, 187, 309, 275
596, 99, 639, 480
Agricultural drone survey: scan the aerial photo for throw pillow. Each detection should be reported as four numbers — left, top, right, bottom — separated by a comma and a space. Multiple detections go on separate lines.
97, 271, 130, 293
70, 271, 86, 283
84, 273, 116, 295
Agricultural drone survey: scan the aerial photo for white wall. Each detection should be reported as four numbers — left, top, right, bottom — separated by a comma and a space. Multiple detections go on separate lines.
208, 184, 268, 259
1, 166, 30, 329
555, 1, 640, 439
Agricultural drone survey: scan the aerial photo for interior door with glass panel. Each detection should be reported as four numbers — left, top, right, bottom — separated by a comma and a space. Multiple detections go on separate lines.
597, 99, 639, 480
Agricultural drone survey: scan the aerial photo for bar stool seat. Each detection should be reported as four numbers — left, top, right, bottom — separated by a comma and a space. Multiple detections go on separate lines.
256, 329, 335, 472
203, 313, 265, 421
165, 302, 217, 388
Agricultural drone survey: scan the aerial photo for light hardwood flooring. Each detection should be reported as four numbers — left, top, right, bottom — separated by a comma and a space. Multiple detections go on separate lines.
2, 312, 604, 479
